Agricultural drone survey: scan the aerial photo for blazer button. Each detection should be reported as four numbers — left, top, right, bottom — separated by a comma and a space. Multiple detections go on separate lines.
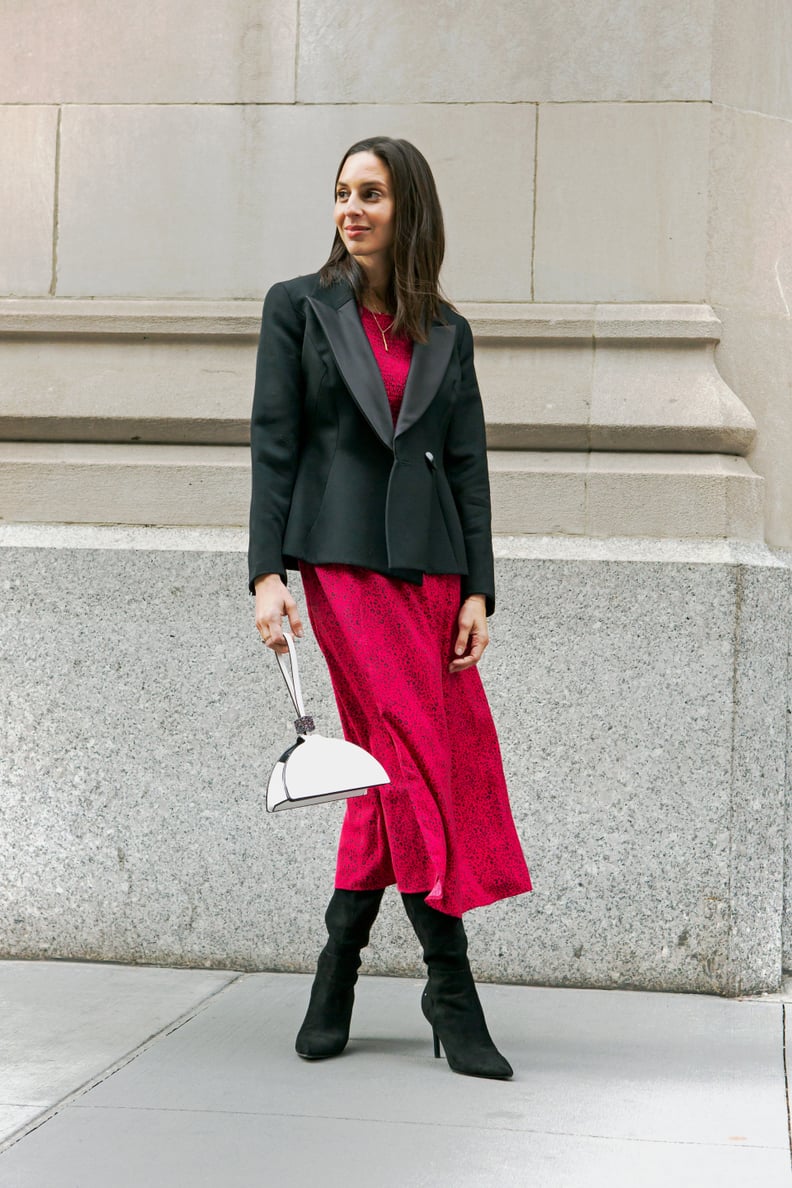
425, 451, 436, 469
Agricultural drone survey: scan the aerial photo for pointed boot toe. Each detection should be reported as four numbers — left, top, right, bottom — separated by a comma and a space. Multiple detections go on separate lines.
421, 978, 514, 1081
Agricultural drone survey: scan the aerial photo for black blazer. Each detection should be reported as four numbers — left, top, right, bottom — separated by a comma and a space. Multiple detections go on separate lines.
247, 271, 496, 615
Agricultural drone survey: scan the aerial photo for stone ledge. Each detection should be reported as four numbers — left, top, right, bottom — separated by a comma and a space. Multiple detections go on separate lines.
465, 303, 725, 341
0, 299, 263, 340
0, 523, 250, 553
0, 522, 783, 568
0, 443, 764, 542
0, 298, 725, 341
489, 450, 764, 539
0, 302, 756, 456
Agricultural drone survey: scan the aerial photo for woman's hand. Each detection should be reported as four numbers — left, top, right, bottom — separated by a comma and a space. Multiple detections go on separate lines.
254, 574, 304, 654
449, 594, 489, 674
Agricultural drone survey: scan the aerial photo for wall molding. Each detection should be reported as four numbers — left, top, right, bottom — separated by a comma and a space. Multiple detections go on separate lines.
0, 298, 725, 342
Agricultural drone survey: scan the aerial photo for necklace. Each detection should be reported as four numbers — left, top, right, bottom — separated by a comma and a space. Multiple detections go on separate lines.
367, 307, 395, 353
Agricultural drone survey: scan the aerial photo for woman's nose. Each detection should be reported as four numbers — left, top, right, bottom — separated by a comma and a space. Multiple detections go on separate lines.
345, 191, 363, 216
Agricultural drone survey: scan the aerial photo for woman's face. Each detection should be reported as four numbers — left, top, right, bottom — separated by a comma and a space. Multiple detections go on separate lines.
334, 151, 395, 273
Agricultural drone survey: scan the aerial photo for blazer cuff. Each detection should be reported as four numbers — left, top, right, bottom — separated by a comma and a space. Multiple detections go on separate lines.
249, 568, 288, 596
460, 584, 495, 617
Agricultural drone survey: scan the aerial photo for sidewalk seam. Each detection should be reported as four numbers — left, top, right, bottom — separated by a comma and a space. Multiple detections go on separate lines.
43, 1103, 792, 1151
783, 1003, 792, 1172
0, 970, 249, 1156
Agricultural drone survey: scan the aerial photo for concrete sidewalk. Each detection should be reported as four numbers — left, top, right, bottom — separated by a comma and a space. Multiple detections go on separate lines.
0, 961, 790, 1187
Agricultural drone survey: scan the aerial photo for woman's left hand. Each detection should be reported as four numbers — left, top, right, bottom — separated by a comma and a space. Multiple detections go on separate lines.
449, 595, 489, 674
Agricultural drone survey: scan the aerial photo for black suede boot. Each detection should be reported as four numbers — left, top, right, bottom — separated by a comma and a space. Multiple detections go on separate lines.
295, 888, 385, 1059
401, 892, 513, 1080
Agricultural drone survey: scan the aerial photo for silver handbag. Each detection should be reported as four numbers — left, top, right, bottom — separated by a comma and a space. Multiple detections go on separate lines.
266, 631, 391, 812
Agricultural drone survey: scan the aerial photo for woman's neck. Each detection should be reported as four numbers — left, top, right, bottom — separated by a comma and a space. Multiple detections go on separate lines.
358, 260, 393, 313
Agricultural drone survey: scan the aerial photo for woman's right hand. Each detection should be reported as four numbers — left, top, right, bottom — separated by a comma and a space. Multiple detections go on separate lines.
254, 574, 304, 653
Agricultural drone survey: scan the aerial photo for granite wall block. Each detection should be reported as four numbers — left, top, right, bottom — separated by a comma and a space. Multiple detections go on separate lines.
0, 537, 786, 994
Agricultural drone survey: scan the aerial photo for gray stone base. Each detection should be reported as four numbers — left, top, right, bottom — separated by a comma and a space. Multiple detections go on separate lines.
0, 527, 788, 996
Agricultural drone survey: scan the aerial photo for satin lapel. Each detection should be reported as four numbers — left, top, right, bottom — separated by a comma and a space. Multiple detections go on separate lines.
307, 296, 394, 450
394, 323, 456, 438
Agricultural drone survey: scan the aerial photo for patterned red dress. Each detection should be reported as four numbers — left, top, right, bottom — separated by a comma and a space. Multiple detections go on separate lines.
298, 306, 532, 917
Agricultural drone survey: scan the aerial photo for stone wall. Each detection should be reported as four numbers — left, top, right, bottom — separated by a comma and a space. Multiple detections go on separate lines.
0, 528, 787, 996
1, 2, 790, 990
709, 0, 792, 547
0, 0, 768, 538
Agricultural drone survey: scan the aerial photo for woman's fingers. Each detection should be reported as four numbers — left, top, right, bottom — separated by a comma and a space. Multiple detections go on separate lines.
284, 593, 304, 641
255, 585, 304, 654
449, 603, 489, 673
264, 614, 288, 653
448, 638, 486, 673
452, 621, 471, 659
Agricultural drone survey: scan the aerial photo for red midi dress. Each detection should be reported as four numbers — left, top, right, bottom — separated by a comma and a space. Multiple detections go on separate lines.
298, 306, 532, 917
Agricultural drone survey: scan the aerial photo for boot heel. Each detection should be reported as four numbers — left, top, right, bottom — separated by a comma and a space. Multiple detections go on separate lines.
401, 892, 514, 1080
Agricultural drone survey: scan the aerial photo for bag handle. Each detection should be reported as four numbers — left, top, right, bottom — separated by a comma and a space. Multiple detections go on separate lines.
273, 631, 315, 735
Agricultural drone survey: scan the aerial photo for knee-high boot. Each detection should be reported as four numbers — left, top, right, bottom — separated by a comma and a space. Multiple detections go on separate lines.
401, 892, 513, 1080
295, 888, 385, 1059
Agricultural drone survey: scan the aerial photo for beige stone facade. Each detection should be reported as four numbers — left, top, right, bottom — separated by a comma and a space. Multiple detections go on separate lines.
1, 0, 789, 546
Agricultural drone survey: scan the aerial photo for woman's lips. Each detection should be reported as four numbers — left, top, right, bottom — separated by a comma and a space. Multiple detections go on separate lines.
345, 227, 369, 238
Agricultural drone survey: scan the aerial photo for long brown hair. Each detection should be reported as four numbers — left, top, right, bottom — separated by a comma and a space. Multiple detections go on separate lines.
319, 137, 452, 343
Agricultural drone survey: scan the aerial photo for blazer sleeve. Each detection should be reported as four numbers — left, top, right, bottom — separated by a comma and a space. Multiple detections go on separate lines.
247, 282, 305, 593
443, 317, 496, 616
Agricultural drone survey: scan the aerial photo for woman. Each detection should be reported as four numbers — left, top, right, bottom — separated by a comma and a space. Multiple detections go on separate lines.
249, 136, 531, 1080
